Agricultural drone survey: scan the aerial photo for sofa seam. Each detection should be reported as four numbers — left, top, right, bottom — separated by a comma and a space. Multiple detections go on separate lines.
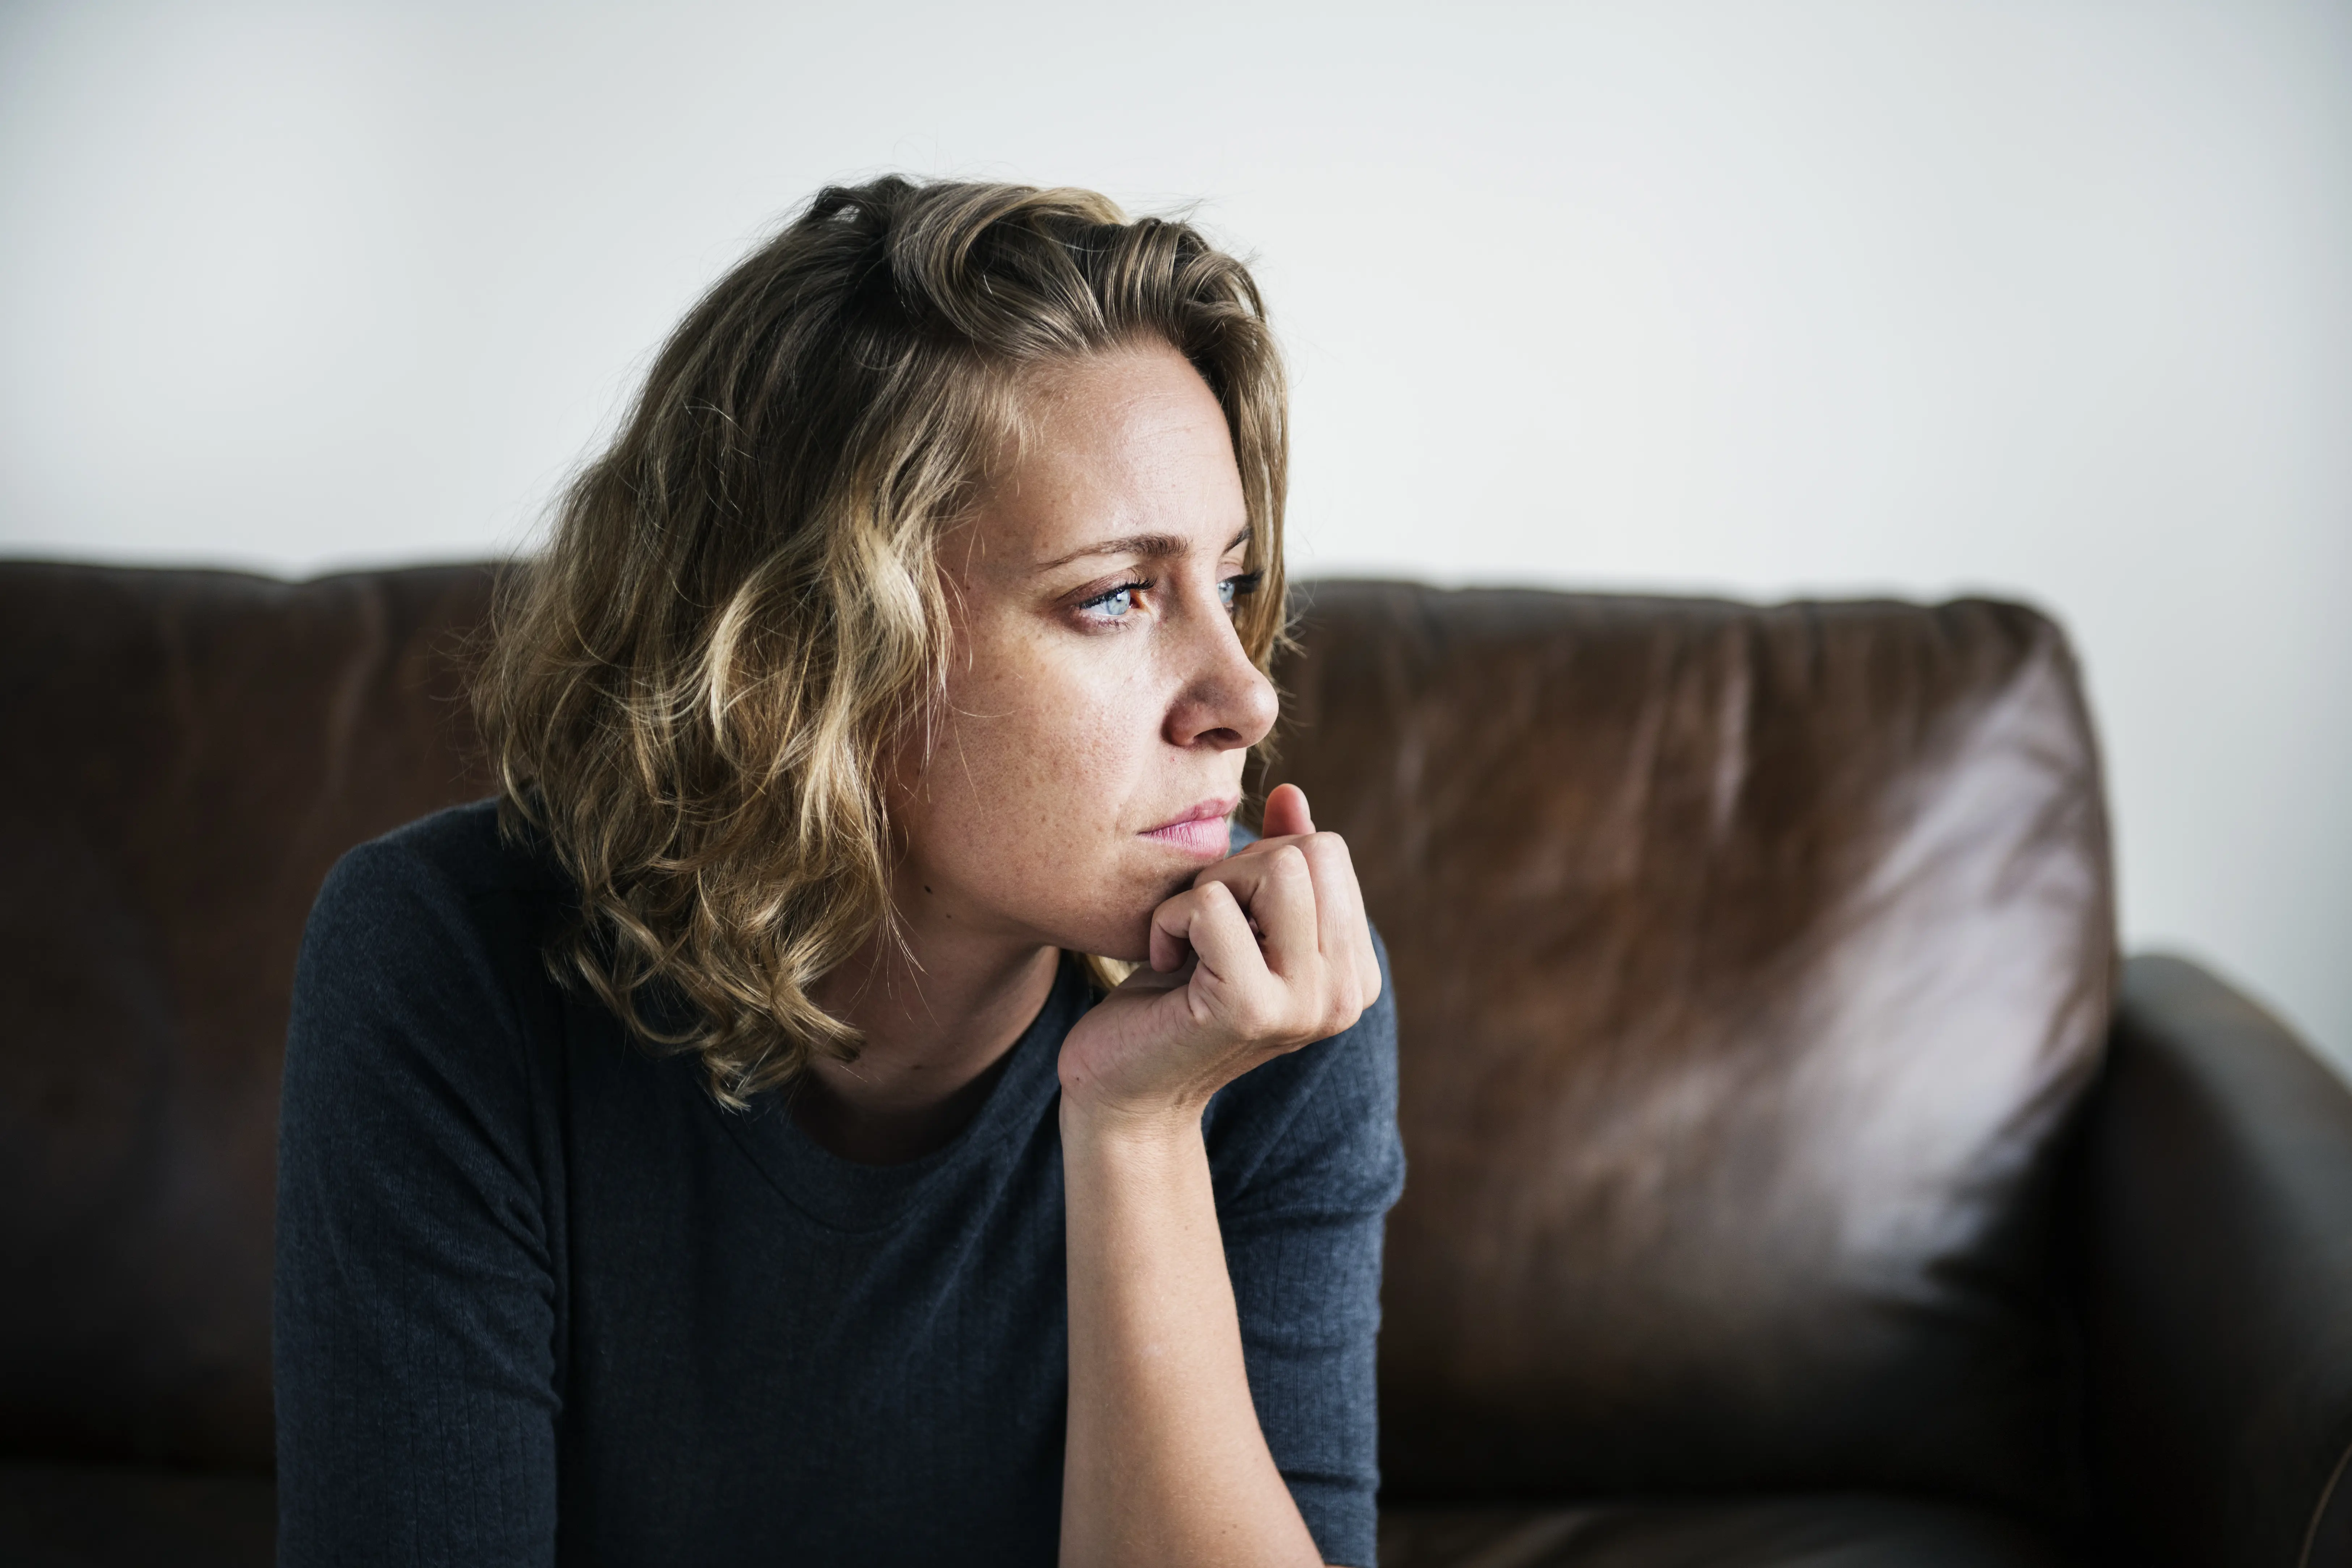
2299, 1433, 2352, 1568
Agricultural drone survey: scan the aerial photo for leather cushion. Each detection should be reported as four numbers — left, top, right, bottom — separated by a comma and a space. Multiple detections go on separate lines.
1379, 1495, 2071, 1568
1262, 584, 2113, 1520
0, 564, 496, 1469
0, 1462, 272, 1568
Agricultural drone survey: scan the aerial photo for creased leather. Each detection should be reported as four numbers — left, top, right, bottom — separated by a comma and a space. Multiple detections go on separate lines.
1256, 583, 2115, 1522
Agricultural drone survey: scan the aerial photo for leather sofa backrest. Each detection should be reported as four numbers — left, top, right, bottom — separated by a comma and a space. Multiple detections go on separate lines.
0, 563, 497, 1470
1259, 582, 2114, 1523
0, 565, 2114, 1516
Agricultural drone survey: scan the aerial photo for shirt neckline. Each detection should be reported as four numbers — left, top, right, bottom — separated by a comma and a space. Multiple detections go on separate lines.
714, 954, 1091, 1234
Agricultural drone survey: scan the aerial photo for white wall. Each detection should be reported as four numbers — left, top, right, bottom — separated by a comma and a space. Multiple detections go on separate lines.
4, 0, 2347, 1069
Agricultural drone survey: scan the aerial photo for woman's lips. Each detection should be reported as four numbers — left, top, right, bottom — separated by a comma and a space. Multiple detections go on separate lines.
1141, 797, 1238, 859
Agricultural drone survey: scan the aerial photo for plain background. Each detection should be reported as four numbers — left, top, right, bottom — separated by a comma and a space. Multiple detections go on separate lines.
3, 0, 2347, 1071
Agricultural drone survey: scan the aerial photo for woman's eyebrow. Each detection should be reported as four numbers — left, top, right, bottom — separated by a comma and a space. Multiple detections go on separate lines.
1034, 526, 1253, 573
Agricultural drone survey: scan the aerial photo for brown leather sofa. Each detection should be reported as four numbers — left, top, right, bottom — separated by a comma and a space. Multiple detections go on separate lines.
3, 561, 2348, 1567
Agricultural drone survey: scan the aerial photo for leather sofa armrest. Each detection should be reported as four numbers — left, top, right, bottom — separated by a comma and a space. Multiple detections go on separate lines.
2079, 954, 2352, 1568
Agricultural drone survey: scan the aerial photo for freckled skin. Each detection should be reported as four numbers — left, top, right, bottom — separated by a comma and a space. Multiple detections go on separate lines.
891, 343, 1277, 964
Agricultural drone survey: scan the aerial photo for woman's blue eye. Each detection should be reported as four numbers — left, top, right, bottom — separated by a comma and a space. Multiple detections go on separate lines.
1083, 584, 1142, 619
1080, 572, 1255, 623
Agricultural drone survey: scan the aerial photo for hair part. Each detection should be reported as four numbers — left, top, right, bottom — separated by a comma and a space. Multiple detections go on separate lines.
472, 176, 1289, 1106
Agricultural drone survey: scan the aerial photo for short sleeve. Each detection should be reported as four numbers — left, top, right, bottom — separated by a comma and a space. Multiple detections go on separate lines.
1206, 928, 1406, 1568
274, 830, 562, 1566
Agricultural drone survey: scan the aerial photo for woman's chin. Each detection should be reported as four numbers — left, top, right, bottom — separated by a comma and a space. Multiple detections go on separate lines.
1074, 914, 1155, 967
1015, 855, 1203, 967
1049, 891, 1168, 968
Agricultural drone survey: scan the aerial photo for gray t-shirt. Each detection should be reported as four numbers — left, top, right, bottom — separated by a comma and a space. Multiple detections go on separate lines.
274, 800, 1403, 1567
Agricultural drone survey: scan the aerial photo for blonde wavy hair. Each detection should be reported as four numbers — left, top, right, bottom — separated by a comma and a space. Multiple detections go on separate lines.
473, 177, 1289, 1106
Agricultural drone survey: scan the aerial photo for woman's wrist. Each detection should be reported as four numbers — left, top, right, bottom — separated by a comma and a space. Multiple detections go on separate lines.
1057, 1084, 1209, 1156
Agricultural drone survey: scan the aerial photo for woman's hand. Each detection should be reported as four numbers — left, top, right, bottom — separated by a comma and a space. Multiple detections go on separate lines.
1058, 783, 1381, 1127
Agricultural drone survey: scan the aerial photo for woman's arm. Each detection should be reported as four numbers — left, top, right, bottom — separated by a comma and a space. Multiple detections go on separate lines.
275, 835, 561, 1567
1057, 785, 1379, 1568
1061, 1106, 1325, 1567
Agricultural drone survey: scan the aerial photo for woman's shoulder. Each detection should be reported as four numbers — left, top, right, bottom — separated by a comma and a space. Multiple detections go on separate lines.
319, 797, 564, 913
296, 798, 571, 1072
307, 798, 566, 962
280, 803, 567, 1341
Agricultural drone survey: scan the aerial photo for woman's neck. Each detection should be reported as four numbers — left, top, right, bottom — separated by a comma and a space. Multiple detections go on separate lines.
794, 914, 1063, 1166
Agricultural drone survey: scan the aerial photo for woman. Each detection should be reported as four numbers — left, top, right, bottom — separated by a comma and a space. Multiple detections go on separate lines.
274, 177, 1401, 1568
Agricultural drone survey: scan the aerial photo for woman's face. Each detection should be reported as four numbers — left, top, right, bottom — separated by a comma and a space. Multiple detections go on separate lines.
893, 341, 1278, 963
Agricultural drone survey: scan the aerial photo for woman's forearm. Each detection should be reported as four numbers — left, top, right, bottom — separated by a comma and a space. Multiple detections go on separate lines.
1059, 1101, 1326, 1568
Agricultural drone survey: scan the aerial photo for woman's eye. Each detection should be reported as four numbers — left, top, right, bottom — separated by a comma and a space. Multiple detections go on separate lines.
1219, 571, 1262, 613
1079, 582, 1146, 622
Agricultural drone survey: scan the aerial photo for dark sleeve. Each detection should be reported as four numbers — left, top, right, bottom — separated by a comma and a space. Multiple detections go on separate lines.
274, 836, 560, 1566
1206, 929, 1406, 1568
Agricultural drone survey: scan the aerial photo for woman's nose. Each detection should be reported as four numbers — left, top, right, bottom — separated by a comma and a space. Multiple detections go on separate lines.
1164, 601, 1278, 753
